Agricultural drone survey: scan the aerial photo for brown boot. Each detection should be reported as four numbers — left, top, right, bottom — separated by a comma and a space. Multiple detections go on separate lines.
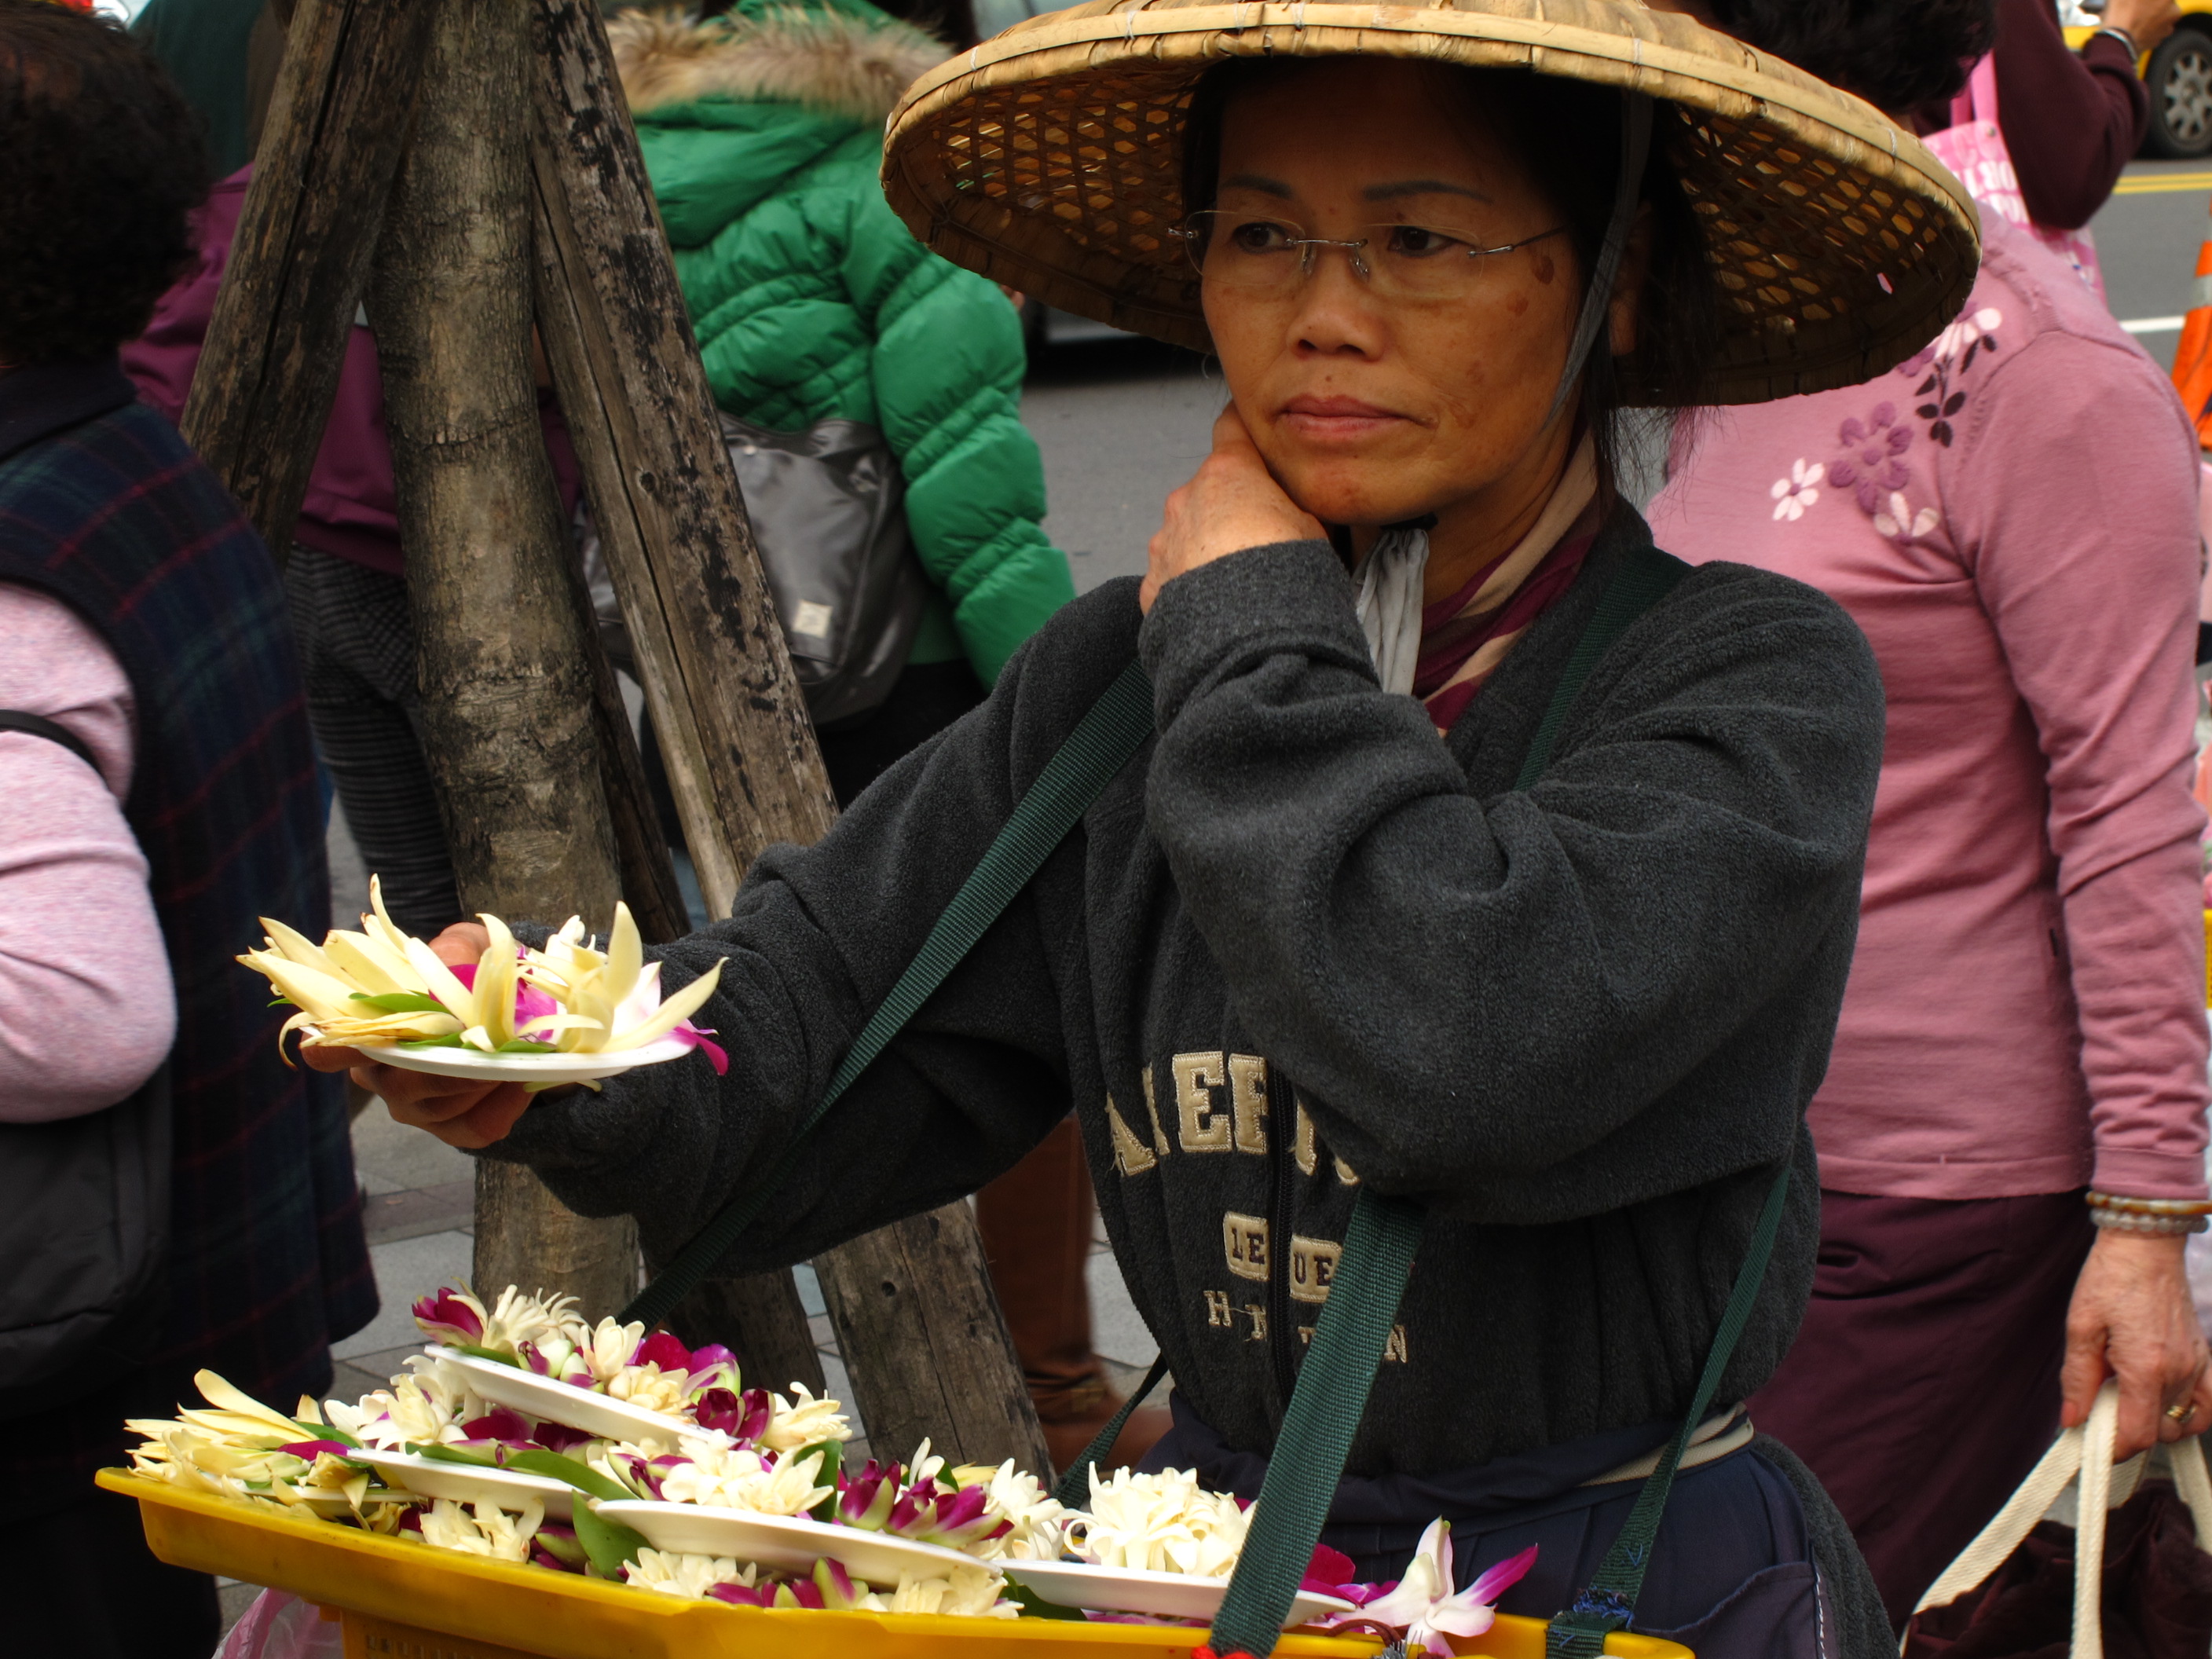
976, 1117, 1170, 1476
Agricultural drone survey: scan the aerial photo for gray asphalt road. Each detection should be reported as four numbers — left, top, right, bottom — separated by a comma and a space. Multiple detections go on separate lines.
1020, 155, 2212, 581
2080, 157, 2212, 370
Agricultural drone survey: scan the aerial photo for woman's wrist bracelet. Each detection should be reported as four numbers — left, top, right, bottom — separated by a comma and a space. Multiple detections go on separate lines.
2090, 1208, 2208, 1235
2087, 1191, 2212, 1216
2092, 24, 2141, 58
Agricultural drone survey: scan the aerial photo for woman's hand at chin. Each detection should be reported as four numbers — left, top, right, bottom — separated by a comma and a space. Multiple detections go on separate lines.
1141, 404, 1325, 613
300, 919, 541, 1149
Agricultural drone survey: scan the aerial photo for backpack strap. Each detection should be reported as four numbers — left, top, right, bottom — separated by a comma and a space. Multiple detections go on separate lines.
0, 709, 99, 774
1205, 538, 1690, 1658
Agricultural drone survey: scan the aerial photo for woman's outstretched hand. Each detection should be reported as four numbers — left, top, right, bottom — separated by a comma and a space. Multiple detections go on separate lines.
299, 919, 540, 1149
1141, 405, 1324, 613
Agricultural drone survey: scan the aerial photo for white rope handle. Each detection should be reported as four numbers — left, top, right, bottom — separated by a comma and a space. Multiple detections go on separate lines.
1903, 1382, 2209, 1657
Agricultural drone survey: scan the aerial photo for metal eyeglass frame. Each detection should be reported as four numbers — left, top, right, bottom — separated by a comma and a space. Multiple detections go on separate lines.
1171, 213, 1570, 283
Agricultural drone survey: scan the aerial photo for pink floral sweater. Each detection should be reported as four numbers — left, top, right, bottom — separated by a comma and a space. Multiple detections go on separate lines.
1649, 215, 2210, 1202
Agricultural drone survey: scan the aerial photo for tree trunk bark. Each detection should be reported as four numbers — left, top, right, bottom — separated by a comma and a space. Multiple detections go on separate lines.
372, 0, 635, 1321
526, 0, 1049, 1471
181, 0, 434, 559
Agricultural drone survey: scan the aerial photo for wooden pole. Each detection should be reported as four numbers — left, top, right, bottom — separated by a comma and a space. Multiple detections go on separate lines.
371, 0, 636, 1322
526, 0, 1049, 1472
181, 0, 434, 558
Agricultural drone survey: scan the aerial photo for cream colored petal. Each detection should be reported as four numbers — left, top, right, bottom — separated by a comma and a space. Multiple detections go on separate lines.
604, 903, 642, 1005
475, 914, 520, 1045
192, 1371, 306, 1437
322, 932, 411, 997
404, 938, 478, 1020
250, 957, 360, 1024
602, 960, 724, 1052
260, 917, 336, 973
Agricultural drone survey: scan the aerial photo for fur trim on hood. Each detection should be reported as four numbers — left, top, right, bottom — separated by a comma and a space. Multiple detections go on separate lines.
610, 6, 948, 122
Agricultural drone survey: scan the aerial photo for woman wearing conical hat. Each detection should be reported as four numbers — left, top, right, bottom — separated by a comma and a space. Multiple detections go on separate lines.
324, 3, 1977, 1650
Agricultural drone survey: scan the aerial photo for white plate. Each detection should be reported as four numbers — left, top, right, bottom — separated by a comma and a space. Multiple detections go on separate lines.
597, 1501, 980, 1589
434, 1350, 727, 1450
349, 1035, 694, 1085
352, 1446, 575, 1521
994, 1559, 1354, 1629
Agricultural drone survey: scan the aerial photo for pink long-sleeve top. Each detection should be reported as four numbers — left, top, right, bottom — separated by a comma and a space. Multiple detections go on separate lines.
0, 581, 174, 1122
1648, 215, 2210, 1202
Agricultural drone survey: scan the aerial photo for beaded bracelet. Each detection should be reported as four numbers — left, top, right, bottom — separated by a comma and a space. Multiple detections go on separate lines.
2087, 1192, 2212, 1216
2090, 1208, 2209, 1236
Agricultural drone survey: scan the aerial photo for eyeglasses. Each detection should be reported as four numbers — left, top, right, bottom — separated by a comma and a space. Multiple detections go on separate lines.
1172, 211, 1569, 302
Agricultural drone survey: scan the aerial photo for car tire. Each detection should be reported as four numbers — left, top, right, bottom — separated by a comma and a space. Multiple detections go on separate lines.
2145, 27, 2212, 159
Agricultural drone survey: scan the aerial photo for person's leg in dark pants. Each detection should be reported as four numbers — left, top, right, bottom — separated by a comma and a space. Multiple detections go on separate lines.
286, 548, 463, 937
0, 1482, 221, 1659
1747, 1188, 2094, 1628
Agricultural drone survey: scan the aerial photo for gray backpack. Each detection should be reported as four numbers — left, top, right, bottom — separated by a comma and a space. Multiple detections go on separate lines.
580, 415, 928, 730
0, 710, 171, 1419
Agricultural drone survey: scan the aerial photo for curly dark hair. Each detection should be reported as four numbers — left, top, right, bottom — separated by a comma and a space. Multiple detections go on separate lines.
0, 0, 210, 365
1700, 0, 1996, 112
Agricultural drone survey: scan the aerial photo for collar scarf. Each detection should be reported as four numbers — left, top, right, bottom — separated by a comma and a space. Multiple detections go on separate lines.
1353, 433, 1601, 732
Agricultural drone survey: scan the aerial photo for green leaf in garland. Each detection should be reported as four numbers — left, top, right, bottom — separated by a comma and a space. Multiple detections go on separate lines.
573, 1499, 648, 1580
1002, 1581, 1089, 1621
493, 1038, 559, 1054
503, 1449, 631, 1504
405, 1441, 500, 1468
797, 1440, 842, 1521
296, 1417, 359, 1448
445, 1343, 525, 1368
348, 991, 450, 1014
397, 1035, 471, 1050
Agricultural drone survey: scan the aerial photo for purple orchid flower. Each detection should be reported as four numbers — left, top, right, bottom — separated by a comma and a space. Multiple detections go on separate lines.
772, 1580, 826, 1610
411, 1289, 484, 1347
278, 1439, 358, 1462
533, 1419, 595, 1455
686, 1343, 741, 1395
694, 1386, 771, 1445
889, 1481, 1007, 1550
708, 1581, 774, 1607
632, 1331, 694, 1374
532, 1522, 587, 1573
672, 1024, 729, 1076
836, 1462, 899, 1532
460, 1409, 538, 1448
811, 1558, 863, 1610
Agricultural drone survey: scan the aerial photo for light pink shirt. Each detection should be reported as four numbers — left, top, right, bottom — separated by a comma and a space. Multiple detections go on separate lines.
1649, 216, 2210, 1202
0, 581, 175, 1122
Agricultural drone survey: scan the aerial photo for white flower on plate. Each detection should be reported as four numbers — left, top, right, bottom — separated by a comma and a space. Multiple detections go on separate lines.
579, 1317, 648, 1387
884, 1566, 1020, 1618
760, 1385, 855, 1451
329, 1356, 480, 1449
1066, 1466, 1251, 1580
416, 1497, 543, 1562
624, 1549, 761, 1600
1871, 490, 1939, 542
1769, 458, 1825, 522
952, 1459, 1070, 1561
654, 1439, 835, 1516
606, 1357, 690, 1415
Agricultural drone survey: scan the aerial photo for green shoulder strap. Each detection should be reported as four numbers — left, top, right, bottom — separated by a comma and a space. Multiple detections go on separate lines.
1204, 541, 1718, 1659
621, 659, 1157, 1331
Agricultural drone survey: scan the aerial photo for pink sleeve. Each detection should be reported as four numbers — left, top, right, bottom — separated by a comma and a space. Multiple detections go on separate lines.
0, 584, 177, 1123
1947, 331, 2211, 1198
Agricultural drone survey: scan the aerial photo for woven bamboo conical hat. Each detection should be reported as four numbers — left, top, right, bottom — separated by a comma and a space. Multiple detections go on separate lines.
882, 0, 1979, 404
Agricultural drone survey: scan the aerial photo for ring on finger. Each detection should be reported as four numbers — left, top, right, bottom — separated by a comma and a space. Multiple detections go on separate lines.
2168, 1401, 2195, 1423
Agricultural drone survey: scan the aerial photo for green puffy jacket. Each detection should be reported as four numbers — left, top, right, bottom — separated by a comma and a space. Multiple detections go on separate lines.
612, 2, 1074, 685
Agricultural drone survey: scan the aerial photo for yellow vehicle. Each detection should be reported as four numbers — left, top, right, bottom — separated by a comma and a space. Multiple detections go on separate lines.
2064, 1, 2212, 157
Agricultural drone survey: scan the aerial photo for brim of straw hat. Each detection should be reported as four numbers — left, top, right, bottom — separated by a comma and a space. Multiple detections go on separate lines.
882, 0, 1980, 405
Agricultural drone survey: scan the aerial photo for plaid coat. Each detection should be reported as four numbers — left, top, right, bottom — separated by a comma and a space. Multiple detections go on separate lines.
0, 359, 375, 1504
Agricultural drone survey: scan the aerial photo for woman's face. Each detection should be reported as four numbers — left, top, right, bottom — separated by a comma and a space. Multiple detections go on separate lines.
1201, 60, 1595, 535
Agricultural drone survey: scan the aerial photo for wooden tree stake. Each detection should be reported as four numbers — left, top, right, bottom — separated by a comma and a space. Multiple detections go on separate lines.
526, 0, 1048, 1470
372, 0, 635, 1321
181, 0, 434, 558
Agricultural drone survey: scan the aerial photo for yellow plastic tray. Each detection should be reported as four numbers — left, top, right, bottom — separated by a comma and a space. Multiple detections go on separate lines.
102, 1470, 1689, 1658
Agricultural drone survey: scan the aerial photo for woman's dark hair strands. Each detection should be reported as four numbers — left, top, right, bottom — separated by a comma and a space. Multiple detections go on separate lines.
0, 0, 210, 365
1701, 0, 1996, 112
1178, 59, 1723, 499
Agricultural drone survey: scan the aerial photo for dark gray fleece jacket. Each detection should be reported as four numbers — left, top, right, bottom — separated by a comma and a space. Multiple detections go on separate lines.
492, 506, 1883, 1484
